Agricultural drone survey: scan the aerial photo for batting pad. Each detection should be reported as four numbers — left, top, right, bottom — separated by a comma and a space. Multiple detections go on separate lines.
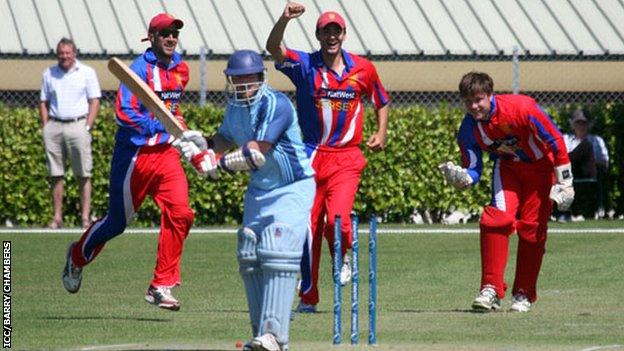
237, 227, 263, 337
257, 223, 302, 346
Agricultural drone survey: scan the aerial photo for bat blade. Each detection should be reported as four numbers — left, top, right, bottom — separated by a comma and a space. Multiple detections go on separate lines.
107, 57, 186, 138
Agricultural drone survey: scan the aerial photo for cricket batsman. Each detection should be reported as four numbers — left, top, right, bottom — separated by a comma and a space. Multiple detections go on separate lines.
61, 13, 195, 311
178, 49, 315, 351
440, 71, 574, 312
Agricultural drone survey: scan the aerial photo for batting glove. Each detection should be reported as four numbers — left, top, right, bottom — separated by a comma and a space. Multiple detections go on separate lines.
171, 138, 200, 162
218, 146, 266, 173
549, 163, 574, 211
181, 130, 208, 151
438, 161, 473, 190
191, 149, 219, 179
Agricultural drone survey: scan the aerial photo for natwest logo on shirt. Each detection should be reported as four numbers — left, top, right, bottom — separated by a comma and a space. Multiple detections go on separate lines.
158, 90, 182, 100
316, 88, 356, 100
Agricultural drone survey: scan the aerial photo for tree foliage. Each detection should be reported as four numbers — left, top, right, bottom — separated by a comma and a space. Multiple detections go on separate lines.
1, 102, 622, 226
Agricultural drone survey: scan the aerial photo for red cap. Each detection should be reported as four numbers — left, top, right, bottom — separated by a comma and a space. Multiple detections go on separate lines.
316, 11, 346, 30
141, 13, 184, 41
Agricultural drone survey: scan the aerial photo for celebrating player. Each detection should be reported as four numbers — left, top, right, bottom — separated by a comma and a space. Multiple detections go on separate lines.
62, 13, 194, 311
178, 49, 314, 351
266, 2, 390, 313
440, 71, 574, 312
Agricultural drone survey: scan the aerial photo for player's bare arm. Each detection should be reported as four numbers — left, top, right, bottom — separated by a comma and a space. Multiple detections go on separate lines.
266, 2, 305, 64
38, 101, 49, 124
86, 98, 100, 130
247, 140, 273, 155
366, 104, 389, 152
207, 133, 234, 154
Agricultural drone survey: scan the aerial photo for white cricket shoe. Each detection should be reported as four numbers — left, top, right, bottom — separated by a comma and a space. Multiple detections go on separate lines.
62, 242, 82, 293
510, 293, 532, 312
145, 285, 181, 311
471, 285, 501, 311
250, 333, 282, 351
340, 256, 352, 286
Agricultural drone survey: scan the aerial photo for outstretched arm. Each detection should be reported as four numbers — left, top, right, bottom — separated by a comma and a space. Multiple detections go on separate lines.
266, 2, 305, 64
366, 104, 389, 152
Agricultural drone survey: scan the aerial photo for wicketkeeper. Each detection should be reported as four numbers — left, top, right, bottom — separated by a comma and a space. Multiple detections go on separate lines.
178, 49, 315, 351
440, 71, 574, 312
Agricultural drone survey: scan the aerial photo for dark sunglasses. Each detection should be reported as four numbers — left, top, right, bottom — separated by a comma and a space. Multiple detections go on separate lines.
158, 29, 179, 38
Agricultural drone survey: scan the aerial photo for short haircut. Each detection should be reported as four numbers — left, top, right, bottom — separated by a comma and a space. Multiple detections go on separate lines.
56, 37, 77, 53
459, 71, 494, 98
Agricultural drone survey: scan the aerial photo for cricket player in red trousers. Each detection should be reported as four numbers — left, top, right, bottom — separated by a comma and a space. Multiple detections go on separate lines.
266, 2, 390, 313
62, 13, 195, 311
440, 72, 574, 312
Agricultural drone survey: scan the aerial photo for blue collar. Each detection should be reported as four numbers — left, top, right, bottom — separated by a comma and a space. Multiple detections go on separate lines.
313, 49, 354, 74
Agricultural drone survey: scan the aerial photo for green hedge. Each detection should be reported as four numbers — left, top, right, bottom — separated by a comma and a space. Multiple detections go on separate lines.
1, 102, 622, 227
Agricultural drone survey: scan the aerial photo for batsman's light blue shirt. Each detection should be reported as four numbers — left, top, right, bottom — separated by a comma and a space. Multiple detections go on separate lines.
218, 86, 314, 191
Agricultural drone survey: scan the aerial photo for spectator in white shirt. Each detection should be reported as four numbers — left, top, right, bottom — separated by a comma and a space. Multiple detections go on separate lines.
39, 38, 101, 229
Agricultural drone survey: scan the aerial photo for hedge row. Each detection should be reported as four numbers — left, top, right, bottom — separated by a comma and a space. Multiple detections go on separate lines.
1, 102, 622, 227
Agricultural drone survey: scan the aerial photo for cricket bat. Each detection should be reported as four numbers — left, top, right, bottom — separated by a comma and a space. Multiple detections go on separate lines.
107, 57, 186, 138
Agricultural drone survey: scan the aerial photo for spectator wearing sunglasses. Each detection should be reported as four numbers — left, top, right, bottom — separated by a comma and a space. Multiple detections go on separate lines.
62, 13, 194, 312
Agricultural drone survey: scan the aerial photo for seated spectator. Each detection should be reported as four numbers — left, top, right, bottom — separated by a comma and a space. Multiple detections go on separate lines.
560, 109, 609, 221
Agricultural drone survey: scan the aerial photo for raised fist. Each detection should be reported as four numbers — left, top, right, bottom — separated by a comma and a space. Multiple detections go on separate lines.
283, 2, 305, 19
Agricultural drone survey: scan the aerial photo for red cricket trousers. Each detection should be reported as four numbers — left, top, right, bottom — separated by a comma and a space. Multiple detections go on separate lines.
479, 158, 554, 302
72, 144, 193, 288
300, 147, 366, 305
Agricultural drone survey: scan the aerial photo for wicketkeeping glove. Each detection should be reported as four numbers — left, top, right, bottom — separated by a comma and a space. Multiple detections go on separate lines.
549, 163, 574, 211
191, 149, 219, 179
438, 161, 473, 190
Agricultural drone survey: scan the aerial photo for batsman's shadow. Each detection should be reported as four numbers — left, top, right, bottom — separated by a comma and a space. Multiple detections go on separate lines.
42, 315, 173, 322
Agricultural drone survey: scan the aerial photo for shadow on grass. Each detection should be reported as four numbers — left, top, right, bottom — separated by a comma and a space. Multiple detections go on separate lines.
393, 308, 482, 314
201, 309, 250, 313
76, 348, 236, 351
85, 349, 236, 351
42, 316, 173, 322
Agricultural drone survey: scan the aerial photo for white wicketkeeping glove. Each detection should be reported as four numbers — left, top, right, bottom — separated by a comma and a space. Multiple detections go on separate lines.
438, 161, 473, 190
550, 163, 574, 211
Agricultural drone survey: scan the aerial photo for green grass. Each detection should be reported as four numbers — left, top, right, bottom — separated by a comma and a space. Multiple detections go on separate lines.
6, 224, 624, 350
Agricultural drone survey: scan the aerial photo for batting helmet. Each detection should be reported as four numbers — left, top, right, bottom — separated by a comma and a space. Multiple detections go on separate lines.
224, 50, 267, 106
224, 50, 265, 76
